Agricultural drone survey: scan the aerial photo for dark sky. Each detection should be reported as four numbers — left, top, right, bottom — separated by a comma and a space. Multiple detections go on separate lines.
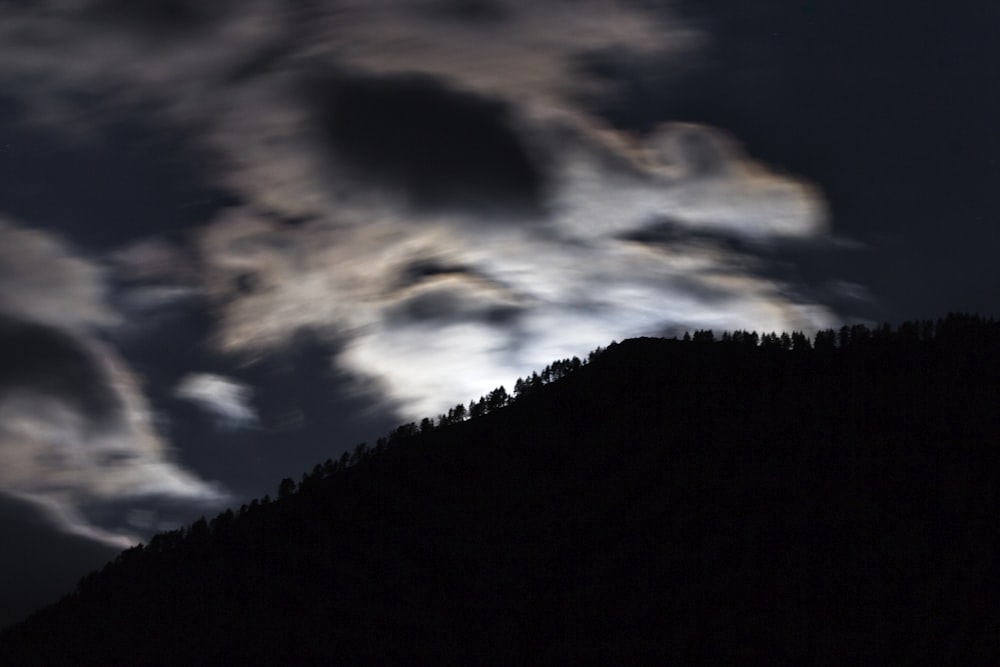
0, 0, 997, 627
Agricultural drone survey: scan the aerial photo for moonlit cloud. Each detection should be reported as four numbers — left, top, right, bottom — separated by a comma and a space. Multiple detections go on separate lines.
0, 218, 119, 331
0, 221, 225, 546
175, 373, 259, 429
0, 328, 226, 547
299, 0, 702, 105
110, 237, 200, 285
0, 0, 846, 510
192, 112, 835, 418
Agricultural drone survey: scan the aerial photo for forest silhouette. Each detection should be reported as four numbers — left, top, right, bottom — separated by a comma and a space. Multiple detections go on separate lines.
1, 313, 999, 663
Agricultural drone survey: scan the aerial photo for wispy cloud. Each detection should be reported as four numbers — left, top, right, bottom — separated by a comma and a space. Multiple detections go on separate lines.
193, 112, 834, 418
0, 0, 847, 515
175, 373, 259, 429
0, 218, 119, 331
0, 220, 225, 546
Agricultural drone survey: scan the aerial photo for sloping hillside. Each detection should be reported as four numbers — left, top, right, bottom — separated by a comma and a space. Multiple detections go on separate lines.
2, 315, 999, 664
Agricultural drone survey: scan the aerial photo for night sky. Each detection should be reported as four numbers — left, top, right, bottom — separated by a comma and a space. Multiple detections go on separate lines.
1, 0, 997, 626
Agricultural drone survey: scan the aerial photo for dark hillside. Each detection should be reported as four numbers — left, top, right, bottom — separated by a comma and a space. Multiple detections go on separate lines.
2, 315, 1000, 664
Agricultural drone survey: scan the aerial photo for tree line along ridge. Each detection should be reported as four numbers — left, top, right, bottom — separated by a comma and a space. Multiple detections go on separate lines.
56, 312, 998, 584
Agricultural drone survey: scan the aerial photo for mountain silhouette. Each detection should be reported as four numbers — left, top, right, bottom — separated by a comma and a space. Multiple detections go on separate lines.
2, 314, 999, 664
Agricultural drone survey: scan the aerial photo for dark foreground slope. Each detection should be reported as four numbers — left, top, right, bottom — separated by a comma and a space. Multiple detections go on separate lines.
3, 317, 1000, 664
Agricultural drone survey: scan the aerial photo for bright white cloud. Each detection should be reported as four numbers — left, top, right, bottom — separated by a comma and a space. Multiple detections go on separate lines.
175, 373, 259, 429
193, 116, 837, 418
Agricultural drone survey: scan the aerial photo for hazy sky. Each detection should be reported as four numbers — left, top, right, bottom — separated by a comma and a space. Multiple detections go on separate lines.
1, 0, 997, 626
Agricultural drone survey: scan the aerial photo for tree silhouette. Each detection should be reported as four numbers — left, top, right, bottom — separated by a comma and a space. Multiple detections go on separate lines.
469, 398, 485, 419
277, 477, 296, 499
691, 329, 715, 343
814, 328, 836, 351
485, 386, 509, 411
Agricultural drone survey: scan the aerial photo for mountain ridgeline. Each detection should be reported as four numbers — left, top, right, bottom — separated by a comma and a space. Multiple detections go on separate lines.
2, 314, 1000, 663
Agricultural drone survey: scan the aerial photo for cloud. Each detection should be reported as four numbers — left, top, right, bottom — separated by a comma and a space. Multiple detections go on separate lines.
109, 236, 201, 285
0, 0, 697, 117
0, 220, 225, 546
312, 69, 548, 218
422, 0, 510, 24
87, 0, 238, 34
0, 315, 121, 423
0, 0, 844, 428
0, 321, 226, 547
0, 218, 119, 331
545, 120, 828, 241
192, 120, 835, 419
175, 373, 259, 429
0, 0, 701, 217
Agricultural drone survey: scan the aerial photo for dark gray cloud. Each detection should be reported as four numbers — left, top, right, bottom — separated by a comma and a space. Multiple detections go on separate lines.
87, 0, 238, 34
618, 216, 784, 256
226, 39, 298, 83
423, 0, 510, 23
0, 315, 121, 424
397, 259, 477, 287
314, 70, 548, 218
385, 283, 525, 328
